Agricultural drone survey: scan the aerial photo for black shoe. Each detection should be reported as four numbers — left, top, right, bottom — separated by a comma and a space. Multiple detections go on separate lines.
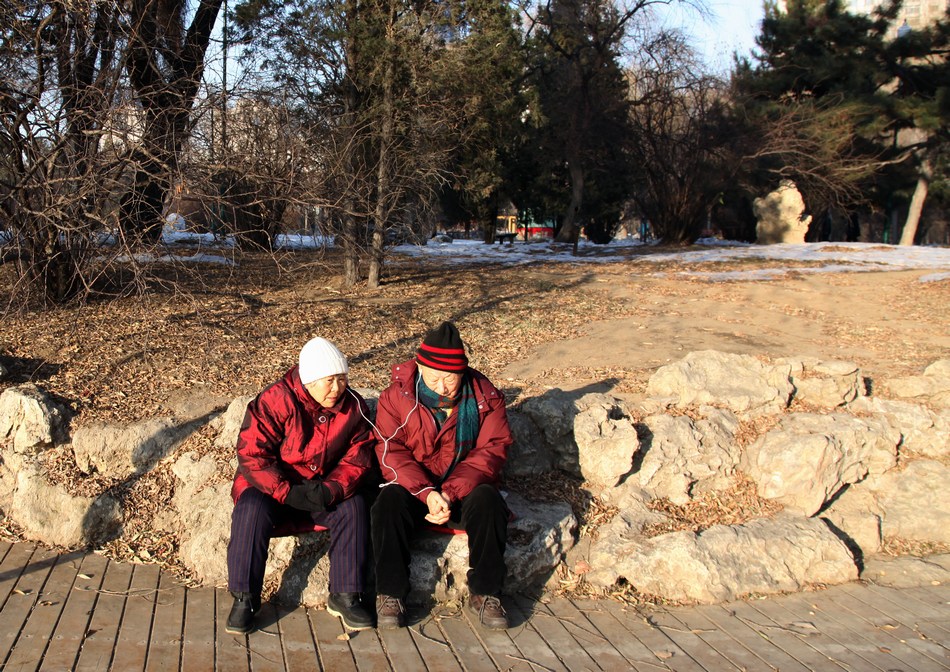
375, 594, 406, 629
226, 592, 260, 634
327, 592, 374, 630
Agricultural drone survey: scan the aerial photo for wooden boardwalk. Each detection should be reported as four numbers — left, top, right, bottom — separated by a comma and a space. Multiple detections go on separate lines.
0, 540, 947, 671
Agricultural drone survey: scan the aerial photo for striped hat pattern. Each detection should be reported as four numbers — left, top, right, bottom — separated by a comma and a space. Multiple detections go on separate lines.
416, 321, 468, 372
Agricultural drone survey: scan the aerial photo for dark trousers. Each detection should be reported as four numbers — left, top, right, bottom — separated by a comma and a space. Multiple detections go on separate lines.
371, 483, 508, 599
227, 487, 368, 596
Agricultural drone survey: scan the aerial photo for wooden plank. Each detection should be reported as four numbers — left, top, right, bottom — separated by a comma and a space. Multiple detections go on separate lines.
214, 588, 251, 672
4, 549, 85, 671
275, 603, 320, 672
756, 591, 891, 672
0, 545, 58, 665
435, 607, 499, 672
822, 584, 949, 670
405, 616, 466, 672
503, 599, 569, 672
74, 558, 134, 672
181, 585, 216, 672
645, 607, 743, 672
457, 600, 533, 672
570, 599, 677, 672
375, 618, 428, 671
311, 603, 391, 672
112, 562, 162, 672
600, 600, 705, 672
661, 602, 774, 672
246, 601, 287, 672
144, 570, 185, 672
842, 583, 950, 640
700, 601, 811, 672
39, 552, 108, 672
513, 595, 601, 671
309, 607, 357, 671
862, 584, 950, 626
543, 597, 632, 671
718, 599, 847, 672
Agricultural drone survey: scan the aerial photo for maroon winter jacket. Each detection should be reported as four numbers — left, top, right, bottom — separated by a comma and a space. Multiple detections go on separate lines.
231, 366, 376, 506
374, 359, 511, 504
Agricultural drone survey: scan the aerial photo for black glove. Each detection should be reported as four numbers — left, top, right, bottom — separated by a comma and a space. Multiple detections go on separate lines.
285, 481, 331, 513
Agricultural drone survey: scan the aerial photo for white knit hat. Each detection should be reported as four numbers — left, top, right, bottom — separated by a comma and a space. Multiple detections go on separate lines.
298, 337, 348, 385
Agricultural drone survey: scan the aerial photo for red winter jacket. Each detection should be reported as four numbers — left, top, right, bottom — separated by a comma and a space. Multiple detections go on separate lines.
374, 359, 511, 504
231, 366, 376, 506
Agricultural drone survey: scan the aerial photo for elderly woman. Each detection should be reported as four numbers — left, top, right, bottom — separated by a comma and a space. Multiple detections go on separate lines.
371, 321, 513, 630
226, 337, 376, 634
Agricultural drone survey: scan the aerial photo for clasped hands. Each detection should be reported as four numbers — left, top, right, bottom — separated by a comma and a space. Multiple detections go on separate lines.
286, 479, 331, 513
425, 490, 451, 525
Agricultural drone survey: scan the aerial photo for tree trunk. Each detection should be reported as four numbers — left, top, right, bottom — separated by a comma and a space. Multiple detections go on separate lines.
899, 156, 931, 246
555, 161, 585, 244
368, 17, 396, 290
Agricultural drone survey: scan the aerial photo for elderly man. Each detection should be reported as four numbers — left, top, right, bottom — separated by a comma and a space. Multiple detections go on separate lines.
371, 321, 513, 630
226, 337, 376, 634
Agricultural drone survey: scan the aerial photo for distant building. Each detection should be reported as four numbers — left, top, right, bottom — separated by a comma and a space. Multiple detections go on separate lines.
845, 0, 948, 36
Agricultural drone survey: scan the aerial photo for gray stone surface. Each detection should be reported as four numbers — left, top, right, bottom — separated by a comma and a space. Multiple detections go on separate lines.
646, 350, 793, 418
637, 410, 739, 505
0, 383, 68, 453
848, 396, 949, 458
586, 513, 856, 603
869, 460, 950, 544
753, 180, 812, 244
741, 412, 899, 515
778, 357, 866, 407
574, 402, 639, 492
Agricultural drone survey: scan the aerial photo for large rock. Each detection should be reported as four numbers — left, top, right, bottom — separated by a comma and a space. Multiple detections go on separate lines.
574, 403, 639, 491
0, 384, 68, 453
586, 513, 856, 603
72, 415, 208, 481
646, 351, 793, 418
778, 357, 866, 407
5, 458, 121, 547
637, 409, 739, 505
210, 395, 255, 450
519, 391, 631, 475
886, 359, 950, 403
504, 410, 554, 477
753, 180, 812, 244
847, 396, 949, 459
867, 460, 950, 545
741, 412, 899, 515
820, 484, 883, 555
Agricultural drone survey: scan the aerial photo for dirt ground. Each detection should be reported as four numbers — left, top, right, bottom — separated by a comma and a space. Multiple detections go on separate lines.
501, 266, 950, 401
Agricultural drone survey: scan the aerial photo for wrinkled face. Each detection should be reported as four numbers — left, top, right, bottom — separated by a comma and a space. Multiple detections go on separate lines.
305, 374, 348, 408
419, 364, 463, 398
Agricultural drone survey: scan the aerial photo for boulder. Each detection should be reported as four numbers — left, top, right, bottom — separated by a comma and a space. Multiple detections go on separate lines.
637, 409, 739, 504
868, 460, 950, 545
574, 403, 639, 492
847, 396, 949, 459
753, 180, 812, 244
519, 391, 632, 475
820, 484, 883, 555
6, 458, 121, 547
741, 412, 899, 515
886, 359, 950, 402
504, 410, 554, 477
646, 351, 793, 418
0, 383, 68, 453
210, 395, 255, 450
586, 513, 856, 603
72, 415, 207, 480
778, 357, 866, 407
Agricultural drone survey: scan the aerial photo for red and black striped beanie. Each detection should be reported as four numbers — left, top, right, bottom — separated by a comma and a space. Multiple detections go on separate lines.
416, 321, 468, 372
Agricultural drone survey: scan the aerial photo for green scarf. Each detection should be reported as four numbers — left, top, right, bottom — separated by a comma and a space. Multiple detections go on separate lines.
417, 372, 479, 483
